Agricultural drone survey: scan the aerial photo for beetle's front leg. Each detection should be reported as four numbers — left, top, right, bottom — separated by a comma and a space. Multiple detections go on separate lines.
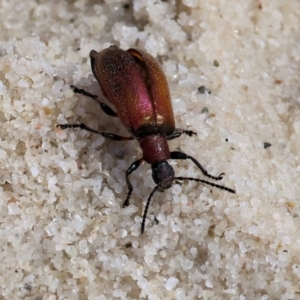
56, 123, 133, 141
123, 158, 144, 207
71, 85, 118, 117
167, 128, 197, 140
170, 151, 225, 181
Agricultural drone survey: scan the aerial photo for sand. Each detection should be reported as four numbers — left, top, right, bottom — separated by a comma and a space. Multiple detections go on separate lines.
1, 0, 300, 299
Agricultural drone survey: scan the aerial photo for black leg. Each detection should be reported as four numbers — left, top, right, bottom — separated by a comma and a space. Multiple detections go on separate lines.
71, 85, 118, 117
123, 158, 144, 207
141, 185, 159, 234
57, 123, 134, 141
170, 151, 225, 181
167, 128, 197, 140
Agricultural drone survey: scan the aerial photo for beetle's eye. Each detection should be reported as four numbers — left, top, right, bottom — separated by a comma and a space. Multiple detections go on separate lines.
151, 161, 174, 190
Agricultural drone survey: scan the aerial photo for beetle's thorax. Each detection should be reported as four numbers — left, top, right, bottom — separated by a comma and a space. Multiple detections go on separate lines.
139, 134, 170, 164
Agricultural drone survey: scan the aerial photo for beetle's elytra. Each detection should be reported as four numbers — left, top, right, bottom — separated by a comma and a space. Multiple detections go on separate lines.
57, 45, 235, 233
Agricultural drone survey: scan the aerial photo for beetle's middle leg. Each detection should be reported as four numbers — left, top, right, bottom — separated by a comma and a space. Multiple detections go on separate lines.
71, 85, 118, 117
57, 123, 133, 141
167, 128, 197, 140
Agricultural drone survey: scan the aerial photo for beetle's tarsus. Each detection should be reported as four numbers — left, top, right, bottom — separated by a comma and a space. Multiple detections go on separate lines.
167, 128, 196, 140
123, 195, 131, 207
184, 130, 197, 137
217, 172, 225, 180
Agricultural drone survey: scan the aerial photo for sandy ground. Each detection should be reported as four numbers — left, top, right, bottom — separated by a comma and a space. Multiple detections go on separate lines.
1, 1, 300, 299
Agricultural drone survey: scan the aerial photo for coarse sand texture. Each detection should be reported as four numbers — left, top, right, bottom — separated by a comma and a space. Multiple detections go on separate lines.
1, 1, 300, 299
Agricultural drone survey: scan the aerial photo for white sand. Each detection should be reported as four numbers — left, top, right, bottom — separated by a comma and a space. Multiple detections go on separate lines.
1, 0, 300, 299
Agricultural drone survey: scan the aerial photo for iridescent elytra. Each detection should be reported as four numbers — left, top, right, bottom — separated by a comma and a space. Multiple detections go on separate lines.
57, 45, 235, 233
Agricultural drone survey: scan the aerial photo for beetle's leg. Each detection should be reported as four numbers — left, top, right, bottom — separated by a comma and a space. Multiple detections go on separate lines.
123, 158, 144, 207
57, 123, 134, 141
71, 85, 118, 117
167, 128, 197, 140
141, 185, 159, 234
170, 151, 225, 181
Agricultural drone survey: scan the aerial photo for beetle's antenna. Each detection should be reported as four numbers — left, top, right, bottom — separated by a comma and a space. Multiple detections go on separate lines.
175, 177, 235, 194
141, 179, 235, 233
141, 185, 160, 234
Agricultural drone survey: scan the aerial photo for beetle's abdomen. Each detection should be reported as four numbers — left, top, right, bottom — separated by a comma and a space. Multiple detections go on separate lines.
90, 46, 175, 137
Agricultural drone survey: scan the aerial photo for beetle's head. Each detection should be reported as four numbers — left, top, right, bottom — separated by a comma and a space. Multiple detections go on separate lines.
151, 161, 175, 190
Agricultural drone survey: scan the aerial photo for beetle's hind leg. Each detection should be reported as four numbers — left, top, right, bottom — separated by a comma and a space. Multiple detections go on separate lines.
71, 85, 118, 117
167, 128, 197, 140
57, 123, 133, 141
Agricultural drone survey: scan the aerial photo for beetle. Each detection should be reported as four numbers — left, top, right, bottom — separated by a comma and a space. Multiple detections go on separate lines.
57, 45, 235, 233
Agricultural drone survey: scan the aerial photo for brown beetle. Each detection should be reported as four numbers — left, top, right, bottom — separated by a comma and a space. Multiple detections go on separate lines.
57, 45, 235, 233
